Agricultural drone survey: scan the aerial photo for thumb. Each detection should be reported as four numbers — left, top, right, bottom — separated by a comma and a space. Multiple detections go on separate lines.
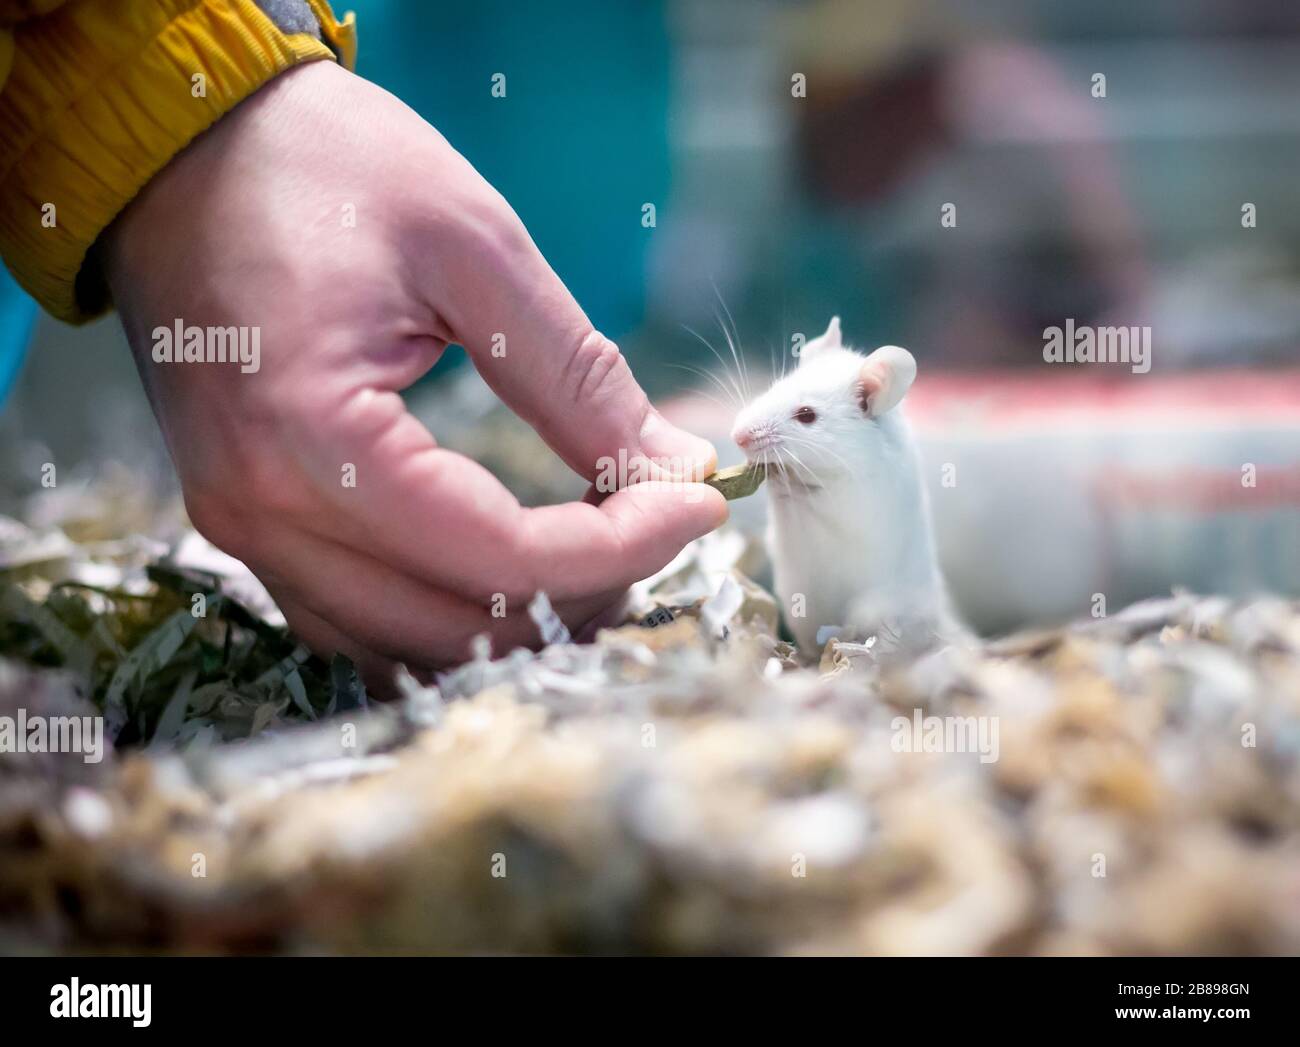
433, 200, 717, 483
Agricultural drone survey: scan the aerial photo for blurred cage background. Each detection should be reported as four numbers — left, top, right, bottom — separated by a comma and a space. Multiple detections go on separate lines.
2, 0, 1299, 632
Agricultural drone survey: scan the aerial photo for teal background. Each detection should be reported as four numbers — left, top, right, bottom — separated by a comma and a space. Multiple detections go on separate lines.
0, 267, 36, 405
349, 0, 670, 356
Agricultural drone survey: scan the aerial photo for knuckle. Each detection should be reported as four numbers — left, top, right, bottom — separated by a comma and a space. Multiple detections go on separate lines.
562, 329, 628, 408
507, 517, 557, 600
452, 187, 533, 262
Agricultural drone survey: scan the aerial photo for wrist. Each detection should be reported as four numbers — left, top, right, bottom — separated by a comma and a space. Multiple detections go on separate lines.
0, 0, 356, 324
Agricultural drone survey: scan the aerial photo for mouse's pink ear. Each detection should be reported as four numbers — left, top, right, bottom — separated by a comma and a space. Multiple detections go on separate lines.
857, 345, 916, 417
799, 315, 843, 364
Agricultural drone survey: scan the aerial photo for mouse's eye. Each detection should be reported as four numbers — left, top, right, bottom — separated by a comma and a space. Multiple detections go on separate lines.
793, 406, 817, 425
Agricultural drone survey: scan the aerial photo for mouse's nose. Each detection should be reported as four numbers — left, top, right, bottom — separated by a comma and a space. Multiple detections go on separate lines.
732, 427, 754, 451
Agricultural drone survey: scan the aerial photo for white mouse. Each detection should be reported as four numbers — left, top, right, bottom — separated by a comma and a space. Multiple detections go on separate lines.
730, 317, 962, 658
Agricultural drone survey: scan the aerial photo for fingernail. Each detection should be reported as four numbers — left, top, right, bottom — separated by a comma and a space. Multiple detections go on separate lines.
639, 410, 718, 481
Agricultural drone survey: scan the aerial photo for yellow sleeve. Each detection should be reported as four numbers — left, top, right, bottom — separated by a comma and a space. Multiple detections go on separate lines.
0, 0, 357, 323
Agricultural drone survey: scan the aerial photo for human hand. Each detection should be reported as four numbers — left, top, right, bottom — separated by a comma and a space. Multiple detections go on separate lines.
104, 61, 726, 688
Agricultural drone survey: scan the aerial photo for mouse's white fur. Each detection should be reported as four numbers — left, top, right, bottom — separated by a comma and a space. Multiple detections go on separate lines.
730, 317, 961, 657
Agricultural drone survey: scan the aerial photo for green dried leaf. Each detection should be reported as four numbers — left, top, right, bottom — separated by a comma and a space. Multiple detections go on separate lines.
249, 700, 281, 736
0, 584, 94, 676
702, 463, 766, 501
151, 667, 198, 746
187, 681, 235, 718
284, 668, 313, 720
90, 618, 127, 660
255, 645, 316, 720
103, 608, 202, 738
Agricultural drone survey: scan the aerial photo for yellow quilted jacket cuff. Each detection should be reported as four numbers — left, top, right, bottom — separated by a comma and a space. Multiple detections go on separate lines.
0, 0, 357, 323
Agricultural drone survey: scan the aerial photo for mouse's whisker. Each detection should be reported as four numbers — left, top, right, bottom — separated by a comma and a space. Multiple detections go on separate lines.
773, 445, 799, 489
681, 324, 747, 408
783, 430, 852, 472
771, 444, 794, 486
782, 449, 818, 491
778, 443, 821, 495
782, 434, 852, 485
666, 362, 741, 411
708, 304, 751, 403
709, 279, 751, 401
774, 431, 837, 476
718, 313, 752, 402
671, 382, 734, 417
